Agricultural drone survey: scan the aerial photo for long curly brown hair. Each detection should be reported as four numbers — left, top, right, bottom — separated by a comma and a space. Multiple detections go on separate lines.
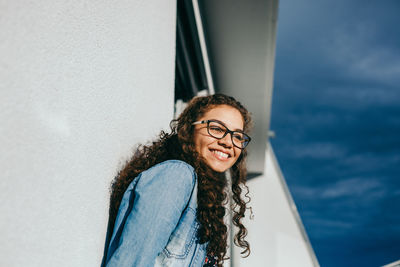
108, 94, 252, 266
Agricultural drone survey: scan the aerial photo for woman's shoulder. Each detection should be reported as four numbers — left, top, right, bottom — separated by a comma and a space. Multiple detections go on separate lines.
139, 160, 196, 189
149, 160, 195, 173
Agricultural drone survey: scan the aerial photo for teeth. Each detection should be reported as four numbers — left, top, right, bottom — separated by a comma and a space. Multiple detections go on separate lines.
212, 150, 229, 159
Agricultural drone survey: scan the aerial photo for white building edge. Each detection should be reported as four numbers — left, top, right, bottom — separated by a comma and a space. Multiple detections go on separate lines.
0, 0, 318, 266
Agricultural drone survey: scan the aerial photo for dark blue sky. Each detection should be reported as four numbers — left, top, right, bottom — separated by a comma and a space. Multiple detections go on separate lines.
270, 0, 400, 266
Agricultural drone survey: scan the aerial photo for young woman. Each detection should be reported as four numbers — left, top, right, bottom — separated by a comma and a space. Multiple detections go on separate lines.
101, 94, 252, 267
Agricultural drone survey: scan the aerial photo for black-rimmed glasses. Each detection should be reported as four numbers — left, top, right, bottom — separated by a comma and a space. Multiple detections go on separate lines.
192, 120, 251, 149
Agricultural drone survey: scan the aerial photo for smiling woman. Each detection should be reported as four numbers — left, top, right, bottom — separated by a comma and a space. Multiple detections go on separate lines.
193, 106, 251, 172
101, 94, 253, 267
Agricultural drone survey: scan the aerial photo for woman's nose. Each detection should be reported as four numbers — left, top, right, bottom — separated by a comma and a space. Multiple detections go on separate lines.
218, 133, 233, 148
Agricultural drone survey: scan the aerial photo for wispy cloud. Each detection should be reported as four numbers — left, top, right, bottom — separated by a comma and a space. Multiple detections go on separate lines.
285, 142, 347, 159
324, 22, 400, 85
320, 85, 400, 108
291, 177, 386, 200
306, 218, 354, 236
320, 177, 385, 199
341, 152, 400, 167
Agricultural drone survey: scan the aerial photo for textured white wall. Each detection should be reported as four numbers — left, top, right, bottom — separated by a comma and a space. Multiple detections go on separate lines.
0, 1, 177, 266
232, 144, 317, 267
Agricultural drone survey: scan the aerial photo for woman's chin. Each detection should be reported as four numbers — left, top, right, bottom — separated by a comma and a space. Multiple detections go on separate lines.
206, 159, 232, 173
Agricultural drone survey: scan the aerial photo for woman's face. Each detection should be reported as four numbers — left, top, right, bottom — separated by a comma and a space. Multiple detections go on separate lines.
193, 105, 244, 172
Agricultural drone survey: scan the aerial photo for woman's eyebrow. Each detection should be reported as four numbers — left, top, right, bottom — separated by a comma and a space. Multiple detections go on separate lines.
211, 119, 244, 132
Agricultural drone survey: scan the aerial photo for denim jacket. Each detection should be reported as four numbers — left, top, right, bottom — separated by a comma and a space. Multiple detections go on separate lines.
101, 160, 207, 267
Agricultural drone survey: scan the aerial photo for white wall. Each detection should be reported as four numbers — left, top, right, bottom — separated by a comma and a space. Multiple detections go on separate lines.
232, 144, 318, 267
0, 1, 177, 266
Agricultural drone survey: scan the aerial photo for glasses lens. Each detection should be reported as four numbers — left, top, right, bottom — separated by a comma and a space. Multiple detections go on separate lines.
208, 121, 227, 138
232, 132, 250, 148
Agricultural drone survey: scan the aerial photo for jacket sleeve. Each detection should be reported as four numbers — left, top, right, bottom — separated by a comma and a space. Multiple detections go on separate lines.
105, 160, 196, 267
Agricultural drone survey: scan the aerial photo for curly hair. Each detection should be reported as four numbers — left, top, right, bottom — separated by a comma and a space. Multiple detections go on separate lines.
108, 94, 252, 266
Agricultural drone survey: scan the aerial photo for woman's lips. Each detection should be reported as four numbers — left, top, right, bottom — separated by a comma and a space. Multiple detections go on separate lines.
210, 149, 230, 160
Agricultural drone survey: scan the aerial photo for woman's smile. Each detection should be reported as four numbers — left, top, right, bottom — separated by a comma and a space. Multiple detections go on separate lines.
211, 149, 230, 160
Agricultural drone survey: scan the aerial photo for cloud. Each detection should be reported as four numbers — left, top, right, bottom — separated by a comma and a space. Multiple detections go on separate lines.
284, 142, 347, 160
323, 21, 400, 85
320, 85, 400, 108
291, 177, 386, 200
320, 177, 385, 199
340, 153, 400, 174
306, 217, 354, 235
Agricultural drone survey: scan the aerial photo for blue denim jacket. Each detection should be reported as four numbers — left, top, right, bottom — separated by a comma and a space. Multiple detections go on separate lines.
102, 160, 207, 267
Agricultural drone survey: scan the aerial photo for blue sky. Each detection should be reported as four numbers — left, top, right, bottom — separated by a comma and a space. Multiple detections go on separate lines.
270, 0, 400, 266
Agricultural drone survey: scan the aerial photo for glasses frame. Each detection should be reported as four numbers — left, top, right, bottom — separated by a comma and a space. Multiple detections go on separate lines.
192, 119, 251, 149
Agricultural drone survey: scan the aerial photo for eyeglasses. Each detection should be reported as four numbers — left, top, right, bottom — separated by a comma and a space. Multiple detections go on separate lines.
192, 120, 251, 149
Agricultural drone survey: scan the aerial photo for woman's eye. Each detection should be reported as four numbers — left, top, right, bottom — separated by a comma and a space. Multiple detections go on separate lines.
233, 134, 244, 141
210, 126, 224, 133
